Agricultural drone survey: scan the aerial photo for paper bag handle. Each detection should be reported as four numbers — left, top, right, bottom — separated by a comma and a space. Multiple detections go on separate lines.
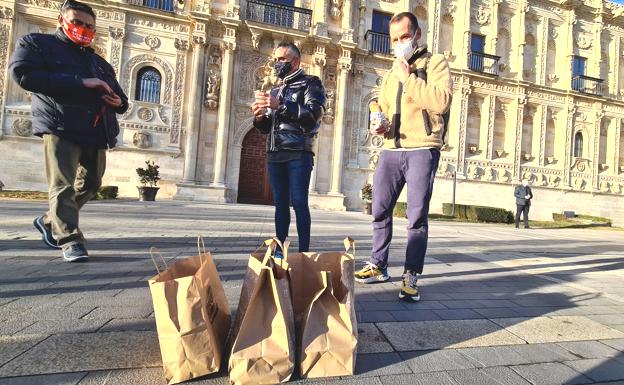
253, 237, 290, 262
197, 235, 207, 264
343, 237, 355, 257
149, 247, 167, 274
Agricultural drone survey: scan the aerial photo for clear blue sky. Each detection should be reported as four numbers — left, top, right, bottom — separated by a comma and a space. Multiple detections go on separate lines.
612, 0, 624, 4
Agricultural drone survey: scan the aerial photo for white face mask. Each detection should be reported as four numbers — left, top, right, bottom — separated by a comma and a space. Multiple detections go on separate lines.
393, 35, 417, 60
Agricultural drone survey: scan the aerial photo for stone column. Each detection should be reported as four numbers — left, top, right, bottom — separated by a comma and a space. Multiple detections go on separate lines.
310, 47, 327, 193
457, 82, 471, 175
211, 32, 236, 187
182, 36, 207, 183
329, 54, 352, 195
357, 1, 366, 50
565, 9, 576, 91
485, 95, 496, 160
170, 38, 191, 148
538, 16, 549, 86
460, 0, 472, 70
563, 103, 576, 187
0, 6, 16, 137
611, 36, 621, 97
108, 27, 126, 145
593, 14, 602, 80
538, 105, 548, 166
516, 0, 527, 81
613, 118, 621, 174
513, 96, 527, 180
592, 109, 604, 190
490, 0, 501, 55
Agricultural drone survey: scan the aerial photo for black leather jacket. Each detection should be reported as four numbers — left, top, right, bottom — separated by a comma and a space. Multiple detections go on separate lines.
254, 70, 326, 153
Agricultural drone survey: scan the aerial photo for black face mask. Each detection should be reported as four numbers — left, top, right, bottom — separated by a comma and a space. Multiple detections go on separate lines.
274, 61, 293, 79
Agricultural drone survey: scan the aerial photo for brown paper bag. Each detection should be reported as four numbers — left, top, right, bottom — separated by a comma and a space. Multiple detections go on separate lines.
148, 238, 231, 385
229, 239, 296, 385
287, 238, 358, 378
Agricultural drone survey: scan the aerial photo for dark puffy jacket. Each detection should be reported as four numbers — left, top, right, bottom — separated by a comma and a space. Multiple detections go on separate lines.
253, 70, 326, 153
514, 185, 533, 206
9, 29, 128, 149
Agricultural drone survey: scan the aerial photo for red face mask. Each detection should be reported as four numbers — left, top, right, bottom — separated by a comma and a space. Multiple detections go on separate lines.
61, 16, 95, 46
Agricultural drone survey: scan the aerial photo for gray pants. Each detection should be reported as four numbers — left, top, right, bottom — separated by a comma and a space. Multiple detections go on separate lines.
370, 149, 440, 273
42, 135, 106, 248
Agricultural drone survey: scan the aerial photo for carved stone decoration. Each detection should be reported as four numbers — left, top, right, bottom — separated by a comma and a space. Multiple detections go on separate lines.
323, 89, 336, 124
137, 107, 154, 122
599, 180, 610, 193
474, 5, 491, 26
0, 24, 10, 109
371, 135, 384, 148
323, 69, 337, 124
575, 34, 593, 49
0, 6, 14, 19
369, 153, 380, 169
484, 167, 495, 181
539, 174, 548, 186
571, 157, 590, 172
548, 74, 559, 83
522, 170, 534, 182
132, 131, 151, 149
121, 102, 134, 120
12, 119, 33, 137
204, 69, 221, 110
573, 178, 586, 190
144, 35, 161, 50
548, 175, 560, 187
468, 165, 480, 179
330, 0, 344, 20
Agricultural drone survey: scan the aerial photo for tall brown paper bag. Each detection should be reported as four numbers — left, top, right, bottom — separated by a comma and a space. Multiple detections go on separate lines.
287, 238, 358, 378
229, 239, 296, 385
148, 239, 231, 385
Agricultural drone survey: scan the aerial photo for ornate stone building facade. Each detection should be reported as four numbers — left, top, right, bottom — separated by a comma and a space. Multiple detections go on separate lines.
1, 0, 624, 224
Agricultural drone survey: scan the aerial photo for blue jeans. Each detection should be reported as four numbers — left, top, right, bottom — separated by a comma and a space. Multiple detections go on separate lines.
267, 153, 313, 252
370, 149, 440, 273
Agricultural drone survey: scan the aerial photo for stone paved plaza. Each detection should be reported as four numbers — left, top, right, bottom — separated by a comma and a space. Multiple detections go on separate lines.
1, 199, 624, 385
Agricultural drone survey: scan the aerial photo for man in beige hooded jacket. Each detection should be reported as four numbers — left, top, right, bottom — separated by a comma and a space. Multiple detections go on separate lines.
355, 12, 452, 302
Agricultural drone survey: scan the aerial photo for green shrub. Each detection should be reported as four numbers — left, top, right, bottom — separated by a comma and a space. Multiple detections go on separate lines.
361, 183, 372, 201
393, 202, 407, 218
443, 203, 514, 224
94, 186, 119, 200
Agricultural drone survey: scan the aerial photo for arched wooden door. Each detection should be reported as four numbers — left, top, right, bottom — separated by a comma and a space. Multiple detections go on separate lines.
237, 129, 273, 205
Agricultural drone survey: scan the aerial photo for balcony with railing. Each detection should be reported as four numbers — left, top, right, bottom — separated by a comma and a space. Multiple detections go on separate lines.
127, 0, 175, 12
571, 75, 604, 96
245, 0, 312, 32
365, 30, 391, 56
468, 51, 501, 76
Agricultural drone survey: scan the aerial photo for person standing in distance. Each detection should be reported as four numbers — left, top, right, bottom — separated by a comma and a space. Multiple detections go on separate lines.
10, 0, 129, 262
514, 179, 533, 229
354, 12, 452, 302
251, 42, 326, 254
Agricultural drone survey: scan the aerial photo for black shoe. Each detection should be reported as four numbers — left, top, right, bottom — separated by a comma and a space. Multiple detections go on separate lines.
33, 216, 61, 249
62, 243, 89, 263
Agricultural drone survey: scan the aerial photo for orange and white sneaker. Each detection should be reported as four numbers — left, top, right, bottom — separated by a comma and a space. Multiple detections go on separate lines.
399, 270, 420, 302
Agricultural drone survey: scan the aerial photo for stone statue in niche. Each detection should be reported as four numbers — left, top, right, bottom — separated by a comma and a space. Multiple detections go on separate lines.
323, 89, 335, 124
330, 0, 343, 20
132, 131, 151, 149
12, 119, 33, 137
204, 69, 221, 110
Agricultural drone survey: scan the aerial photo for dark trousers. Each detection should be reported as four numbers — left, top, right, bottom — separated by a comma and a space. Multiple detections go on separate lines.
370, 149, 440, 273
42, 134, 106, 248
515, 204, 530, 228
267, 153, 313, 252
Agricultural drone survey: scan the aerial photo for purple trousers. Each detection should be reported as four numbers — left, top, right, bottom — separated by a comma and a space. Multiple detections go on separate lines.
370, 148, 440, 273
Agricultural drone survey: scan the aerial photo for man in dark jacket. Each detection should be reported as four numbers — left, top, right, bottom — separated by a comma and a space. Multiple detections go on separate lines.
514, 179, 534, 229
10, 0, 128, 262
251, 42, 325, 253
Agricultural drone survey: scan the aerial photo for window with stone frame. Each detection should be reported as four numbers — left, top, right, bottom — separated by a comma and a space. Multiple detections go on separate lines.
135, 67, 162, 104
